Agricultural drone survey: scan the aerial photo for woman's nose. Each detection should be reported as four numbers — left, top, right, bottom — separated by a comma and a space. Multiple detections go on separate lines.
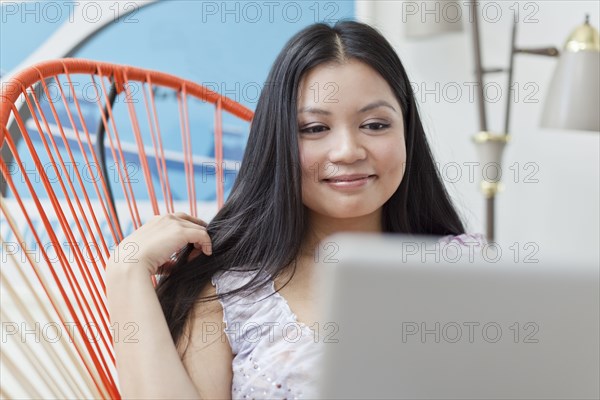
328, 128, 367, 164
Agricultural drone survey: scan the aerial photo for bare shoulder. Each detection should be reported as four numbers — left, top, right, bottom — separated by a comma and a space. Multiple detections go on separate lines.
177, 279, 233, 399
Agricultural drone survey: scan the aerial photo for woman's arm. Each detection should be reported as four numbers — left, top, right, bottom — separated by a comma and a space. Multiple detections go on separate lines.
105, 212, 232, 399
106, 262, 201, 399
178, 279, 234, 399
106, 262, 234, 399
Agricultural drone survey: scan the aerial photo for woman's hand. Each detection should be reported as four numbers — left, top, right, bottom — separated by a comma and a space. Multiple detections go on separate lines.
107, 212, 212, 276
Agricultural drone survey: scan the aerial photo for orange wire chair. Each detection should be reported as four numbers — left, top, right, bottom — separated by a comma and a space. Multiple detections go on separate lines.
0, 59, 253, 399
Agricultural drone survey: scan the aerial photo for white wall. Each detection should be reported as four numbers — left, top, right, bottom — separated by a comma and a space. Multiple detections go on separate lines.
357, 1, 600, 260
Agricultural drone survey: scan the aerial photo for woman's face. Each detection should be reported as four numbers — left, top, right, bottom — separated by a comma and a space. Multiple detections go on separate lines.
297, 59, 406, 220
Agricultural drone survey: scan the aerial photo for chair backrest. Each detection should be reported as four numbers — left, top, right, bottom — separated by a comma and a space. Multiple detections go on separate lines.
0, 58, 254, 399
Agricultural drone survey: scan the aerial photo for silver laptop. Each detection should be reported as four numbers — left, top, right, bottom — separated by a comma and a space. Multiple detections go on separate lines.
314, 233, 599, 399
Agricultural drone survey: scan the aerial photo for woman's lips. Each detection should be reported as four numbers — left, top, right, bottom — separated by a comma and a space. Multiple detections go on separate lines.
323, 174, 377, 189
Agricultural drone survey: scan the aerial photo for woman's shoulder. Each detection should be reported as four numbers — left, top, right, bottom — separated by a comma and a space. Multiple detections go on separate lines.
437, 232, 488, 247
211, 267, 265, 294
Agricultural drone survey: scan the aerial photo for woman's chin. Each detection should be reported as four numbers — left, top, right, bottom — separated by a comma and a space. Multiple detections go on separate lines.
319, 207, 380, 220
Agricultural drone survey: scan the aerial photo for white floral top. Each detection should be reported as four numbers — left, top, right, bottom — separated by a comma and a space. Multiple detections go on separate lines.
211, 233, 487, 399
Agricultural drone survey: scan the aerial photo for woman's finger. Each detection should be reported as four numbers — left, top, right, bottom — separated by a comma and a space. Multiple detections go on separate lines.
183, 227, 213, 255
177, 219, 208, 231
172, 212, 208, 227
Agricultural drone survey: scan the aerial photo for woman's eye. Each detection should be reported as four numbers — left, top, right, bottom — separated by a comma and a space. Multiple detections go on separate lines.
300, 125, 328, 134
362, 122, 390, 130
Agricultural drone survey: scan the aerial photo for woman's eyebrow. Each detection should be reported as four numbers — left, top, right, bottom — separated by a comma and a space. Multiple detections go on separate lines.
358, 100, 397, 114
297, 100, 397, 115
298, 106, 332, 115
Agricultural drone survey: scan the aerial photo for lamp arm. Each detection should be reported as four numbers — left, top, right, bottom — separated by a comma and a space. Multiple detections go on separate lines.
468, 0, 488, 132
514, 47, 560, 57
504, 18, 519, 135
504, 18, 560, 135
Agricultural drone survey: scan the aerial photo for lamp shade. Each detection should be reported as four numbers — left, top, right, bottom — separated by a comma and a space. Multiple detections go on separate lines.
541, 19, 600, 131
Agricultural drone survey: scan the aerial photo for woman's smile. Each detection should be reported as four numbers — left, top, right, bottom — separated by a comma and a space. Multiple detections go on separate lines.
322, 174, 377, 190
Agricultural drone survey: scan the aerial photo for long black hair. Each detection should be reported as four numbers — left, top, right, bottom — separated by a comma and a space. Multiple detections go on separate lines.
156, 20, 466, 347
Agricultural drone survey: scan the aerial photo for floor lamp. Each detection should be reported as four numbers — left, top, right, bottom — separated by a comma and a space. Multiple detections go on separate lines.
469, 4, 599, 242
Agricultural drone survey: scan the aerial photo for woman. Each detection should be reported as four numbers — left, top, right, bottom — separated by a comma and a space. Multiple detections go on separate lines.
106, 20, 485, 399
